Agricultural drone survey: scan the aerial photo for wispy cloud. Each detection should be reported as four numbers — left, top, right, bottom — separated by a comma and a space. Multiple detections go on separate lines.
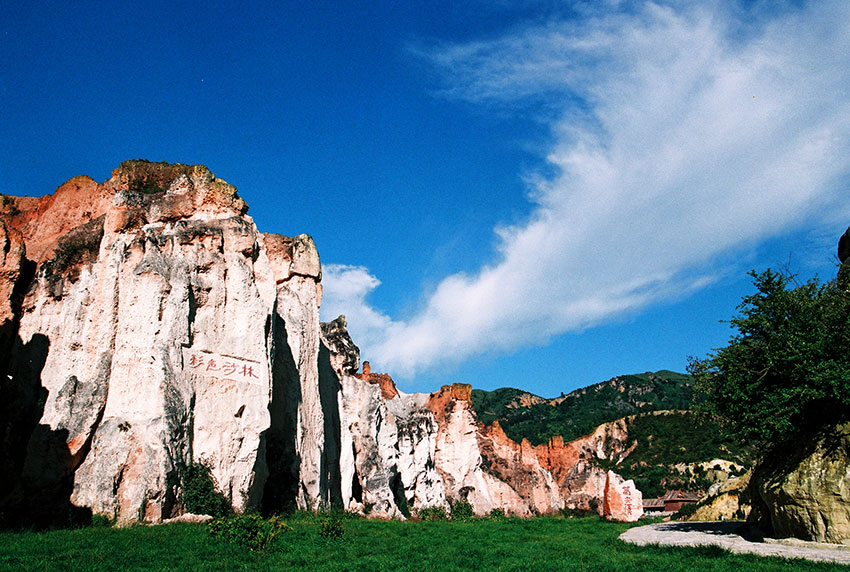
320, 264, 394, 351
322, 1, 850, 377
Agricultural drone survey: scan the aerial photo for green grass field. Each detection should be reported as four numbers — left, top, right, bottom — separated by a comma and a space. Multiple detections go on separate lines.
0, 516, 844, 572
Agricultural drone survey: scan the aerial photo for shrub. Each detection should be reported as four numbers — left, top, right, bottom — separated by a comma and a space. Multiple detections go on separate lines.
129, 176, 165, 194
54, 236, 100, 263
208, 514, 292, 551
90, 514, 114, 528
488, 508, 506, 520
182, 461, 231, 517
416, 506, 448, 521
673, 502, 699, 521
318, 512, 344, 540
561, 507, 599, 519
50, 218, 105, 273
449, 500, 475, 521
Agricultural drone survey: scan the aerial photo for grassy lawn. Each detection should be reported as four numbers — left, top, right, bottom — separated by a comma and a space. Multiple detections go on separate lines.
0, 516, 845, 572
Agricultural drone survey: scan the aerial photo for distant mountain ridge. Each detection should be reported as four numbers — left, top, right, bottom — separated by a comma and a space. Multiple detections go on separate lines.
471, 370, 694, 446
470, 371, 750, 497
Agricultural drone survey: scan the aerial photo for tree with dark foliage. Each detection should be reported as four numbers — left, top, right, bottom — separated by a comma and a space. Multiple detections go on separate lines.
689, 267, 850, 451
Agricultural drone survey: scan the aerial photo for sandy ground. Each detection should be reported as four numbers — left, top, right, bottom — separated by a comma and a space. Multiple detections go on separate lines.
620, 521, 850, 565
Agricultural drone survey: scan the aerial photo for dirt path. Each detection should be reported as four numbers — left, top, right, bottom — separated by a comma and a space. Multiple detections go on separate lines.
620, 521, 850, 565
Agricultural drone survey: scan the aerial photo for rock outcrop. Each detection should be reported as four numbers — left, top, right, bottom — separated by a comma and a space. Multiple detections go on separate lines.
689, 471, 751, 522
838, 226, 850, 264
0, 161, 640, 524
749, 423, 850, 544
0, 161, 323, 523
603, 471, 643, 522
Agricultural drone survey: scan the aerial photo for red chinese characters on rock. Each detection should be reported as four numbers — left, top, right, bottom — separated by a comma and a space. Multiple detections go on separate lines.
182, 348, 264, 385
603, 470, 644, 522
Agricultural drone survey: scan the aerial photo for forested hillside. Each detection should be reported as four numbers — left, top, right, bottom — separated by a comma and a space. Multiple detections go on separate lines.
471, 370, 693, 445
470, 371, 750, 497
611, 411, 748, 496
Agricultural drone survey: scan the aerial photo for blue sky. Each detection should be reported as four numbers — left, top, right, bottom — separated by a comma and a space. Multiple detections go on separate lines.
2, 1, 849, 396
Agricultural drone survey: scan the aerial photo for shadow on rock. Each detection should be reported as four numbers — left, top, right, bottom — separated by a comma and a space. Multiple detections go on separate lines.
0, 332, 94, 529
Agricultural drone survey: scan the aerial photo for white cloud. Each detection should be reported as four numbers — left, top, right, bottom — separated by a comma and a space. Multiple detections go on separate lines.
325, 1, 850, 377
319, 264, 394, 351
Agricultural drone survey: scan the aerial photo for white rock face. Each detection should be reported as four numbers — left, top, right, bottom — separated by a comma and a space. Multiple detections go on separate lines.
434, 399, 529, 516
338, 374, 402, 517
330, 363, 447, 517
2, 163, 325, 523
392, 397, 447, 511
16, 214, 290, 522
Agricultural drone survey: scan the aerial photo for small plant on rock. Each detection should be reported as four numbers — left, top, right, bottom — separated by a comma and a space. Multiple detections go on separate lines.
129, 176, 165, 194
90, 514, 114, 528
416, 506, 447, 521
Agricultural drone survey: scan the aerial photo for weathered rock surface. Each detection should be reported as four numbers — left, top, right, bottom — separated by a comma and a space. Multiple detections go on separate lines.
689, 471, 751, 522
0, 161, 640, 524
0, 161, 319, 523
603, 470, 644, 522
356, 361, 399, 400
749, 423, 850, 544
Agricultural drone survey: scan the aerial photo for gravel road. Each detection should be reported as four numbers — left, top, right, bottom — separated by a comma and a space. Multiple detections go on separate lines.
620, 521, 850, 565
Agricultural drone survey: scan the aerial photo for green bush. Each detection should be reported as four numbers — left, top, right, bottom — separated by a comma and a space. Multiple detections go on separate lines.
560, 507, 597, 519
208, 514, 292, 551
54, 236, 100, 263
318, 513, 344, 540
416, 506, 448, 521
90, 514, 113, 528
129, 176, 165, 194
449, 500, 474, 521
673, 502, 699, 521
488, 508, 506, 520
182, 461, 231, 517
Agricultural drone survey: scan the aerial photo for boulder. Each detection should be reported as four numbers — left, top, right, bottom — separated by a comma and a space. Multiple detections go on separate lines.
603, 471, 643, 522
689, 471, 751, 521
749, 423, 850, 544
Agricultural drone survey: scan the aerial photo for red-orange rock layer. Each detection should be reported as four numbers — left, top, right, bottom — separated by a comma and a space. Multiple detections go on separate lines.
0, 160, 248, 265
426, 383, 473, 422
355, 361, 399, 399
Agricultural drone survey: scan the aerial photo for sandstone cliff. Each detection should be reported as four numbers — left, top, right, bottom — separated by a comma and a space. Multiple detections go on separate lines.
0, 161, 639, 524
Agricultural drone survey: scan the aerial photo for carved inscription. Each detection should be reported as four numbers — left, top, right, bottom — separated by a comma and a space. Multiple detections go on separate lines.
622, 483, 633, 517
181, 347, 266, 386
